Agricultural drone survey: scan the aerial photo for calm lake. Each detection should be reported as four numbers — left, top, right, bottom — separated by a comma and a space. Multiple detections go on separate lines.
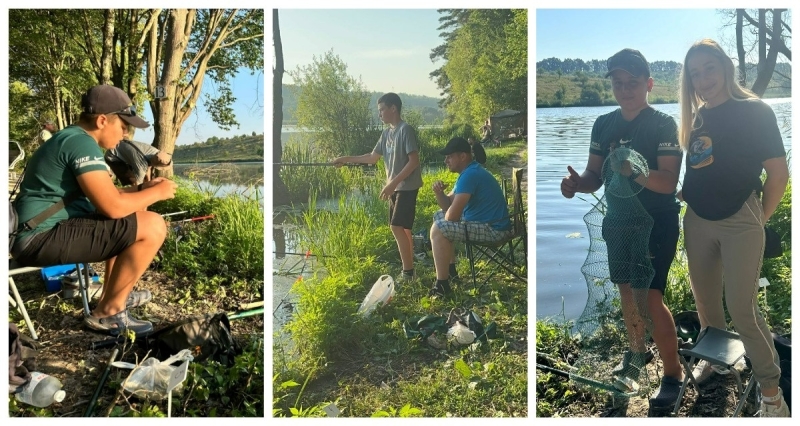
173, 162, 263, 200
535, 98, 792, 321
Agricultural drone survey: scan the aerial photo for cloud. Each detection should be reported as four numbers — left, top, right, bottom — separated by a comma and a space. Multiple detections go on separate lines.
359, 49, 416, 59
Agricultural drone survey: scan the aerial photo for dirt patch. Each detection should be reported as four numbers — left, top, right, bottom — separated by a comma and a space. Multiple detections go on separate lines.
9, 262, 263, 417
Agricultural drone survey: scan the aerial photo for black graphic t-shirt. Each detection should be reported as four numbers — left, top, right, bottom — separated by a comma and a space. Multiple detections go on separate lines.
682, 98, 785, 221
589, 107, 682, 213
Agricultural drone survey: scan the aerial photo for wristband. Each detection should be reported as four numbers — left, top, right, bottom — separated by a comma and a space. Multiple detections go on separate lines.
137, 183, 143, 192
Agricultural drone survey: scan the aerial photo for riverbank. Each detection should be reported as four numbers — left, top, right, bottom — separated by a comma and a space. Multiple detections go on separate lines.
272, 138, 529, 417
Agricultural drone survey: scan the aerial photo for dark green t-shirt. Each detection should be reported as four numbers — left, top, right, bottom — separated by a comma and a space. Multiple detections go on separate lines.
589, 107, 682, 213
14, 125, 110, 238
682, 98, 785, 220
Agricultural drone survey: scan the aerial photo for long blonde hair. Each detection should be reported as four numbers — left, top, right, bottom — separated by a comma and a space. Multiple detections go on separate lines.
678, 39, 758, 150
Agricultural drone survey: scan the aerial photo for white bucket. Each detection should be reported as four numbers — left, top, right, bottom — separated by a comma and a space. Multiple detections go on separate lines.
357, 275, 396, 317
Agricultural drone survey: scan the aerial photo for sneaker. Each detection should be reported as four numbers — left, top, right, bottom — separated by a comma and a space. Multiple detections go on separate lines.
84, 310, 154, 336
690, 360, 716, 384
760, 390, 790, 417
649, 376, 684, 409
428, 280, 453, 297
126, 289, 152, 309
612, 350, 650, 380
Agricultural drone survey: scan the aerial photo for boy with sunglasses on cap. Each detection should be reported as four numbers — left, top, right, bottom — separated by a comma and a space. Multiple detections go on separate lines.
10, 84, 178, 336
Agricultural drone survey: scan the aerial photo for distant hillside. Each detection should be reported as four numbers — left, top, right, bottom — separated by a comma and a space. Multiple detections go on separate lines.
174, 133, 264, 164
536, 58, 791, 107
280, 84, 445, 125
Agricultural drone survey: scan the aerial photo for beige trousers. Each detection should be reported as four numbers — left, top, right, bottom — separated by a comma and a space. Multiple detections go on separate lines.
683, 192, 781, 389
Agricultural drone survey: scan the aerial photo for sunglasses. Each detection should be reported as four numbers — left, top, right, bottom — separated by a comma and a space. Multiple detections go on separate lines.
110, 106, 138, 117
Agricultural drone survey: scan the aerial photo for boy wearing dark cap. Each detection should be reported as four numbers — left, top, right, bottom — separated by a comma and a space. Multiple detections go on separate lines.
560, 48, 684, 410
11, 84, 178, 335
428, 137, 512, 296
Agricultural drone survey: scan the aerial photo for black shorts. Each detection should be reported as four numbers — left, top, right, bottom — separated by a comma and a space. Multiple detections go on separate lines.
602, 210, 679, 294
389, 189, 419, 230
12, 213, 138, 267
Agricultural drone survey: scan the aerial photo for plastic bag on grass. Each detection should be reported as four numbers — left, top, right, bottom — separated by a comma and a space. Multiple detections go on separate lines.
116, 349, 194, 400
357, 275, 395, 317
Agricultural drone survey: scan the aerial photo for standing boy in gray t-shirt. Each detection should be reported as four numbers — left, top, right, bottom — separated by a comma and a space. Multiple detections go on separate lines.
333, 93, 422, 283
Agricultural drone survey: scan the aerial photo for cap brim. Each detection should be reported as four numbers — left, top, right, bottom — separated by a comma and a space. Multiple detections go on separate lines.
120, 114, 150, 129
605, 67, 637, 78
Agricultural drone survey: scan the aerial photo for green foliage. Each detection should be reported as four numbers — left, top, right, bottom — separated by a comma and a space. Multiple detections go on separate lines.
185, 337, 264, 417
290, 50, 381, 156
152, 179, 263, 290
279, 139, 373, 202
435, 9, 528, 126
173, 134, 265, 163
372, 404, 423, 417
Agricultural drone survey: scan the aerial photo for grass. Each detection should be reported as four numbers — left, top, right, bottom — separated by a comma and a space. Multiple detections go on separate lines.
273, 135, 528, 417
535, 178, 792, 417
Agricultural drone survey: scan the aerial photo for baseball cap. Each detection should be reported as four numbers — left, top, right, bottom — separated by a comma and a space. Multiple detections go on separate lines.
439, 137, 472, 155
605, 48, 650, 78
81, 84, 150, 129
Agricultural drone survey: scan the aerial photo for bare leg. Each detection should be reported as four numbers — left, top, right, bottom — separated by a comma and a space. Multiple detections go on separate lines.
391, 225, 414, 271
618, 283, 647, 352
430, 223, 454, 280
92, 211, 166, 317
104, 257, 115, 284
647, 289, 683, 379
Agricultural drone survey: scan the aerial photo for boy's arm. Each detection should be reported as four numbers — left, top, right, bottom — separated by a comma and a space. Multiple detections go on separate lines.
332, 152, 381, 166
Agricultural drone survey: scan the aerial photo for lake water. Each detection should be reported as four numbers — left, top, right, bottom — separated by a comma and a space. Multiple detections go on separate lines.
173, 162, 263, 200
535, 98, 792, 321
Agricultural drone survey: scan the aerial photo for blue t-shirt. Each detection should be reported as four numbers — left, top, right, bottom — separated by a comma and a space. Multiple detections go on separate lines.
453, 161, 511, 231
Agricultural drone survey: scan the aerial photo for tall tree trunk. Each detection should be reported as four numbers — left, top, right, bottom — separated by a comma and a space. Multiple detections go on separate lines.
736, 9, 746, 87
152, 9, 194, 178
100, 9, 115, 85
273, 9, 290, 206
751, 9, 782, 96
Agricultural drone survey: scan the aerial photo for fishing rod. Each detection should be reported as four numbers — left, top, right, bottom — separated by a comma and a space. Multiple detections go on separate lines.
273, 251, 334, 258
272, 162, 372, 167
160, 211, 189, 218
535, 363, 633, 396
170, 214, 215, 223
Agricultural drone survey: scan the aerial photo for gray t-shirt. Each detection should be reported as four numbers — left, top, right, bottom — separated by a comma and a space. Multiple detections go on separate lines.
104, 140, 161, 184
372, 120, 422, 191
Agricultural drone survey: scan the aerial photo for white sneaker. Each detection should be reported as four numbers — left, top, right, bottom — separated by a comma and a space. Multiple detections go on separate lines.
760, 392, 790, 417
690, 360, 716, 384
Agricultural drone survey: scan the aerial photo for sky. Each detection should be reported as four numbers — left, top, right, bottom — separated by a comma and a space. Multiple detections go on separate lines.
537, 9, 754, 64
277, 9, 445, 98
135, 68, 265, 147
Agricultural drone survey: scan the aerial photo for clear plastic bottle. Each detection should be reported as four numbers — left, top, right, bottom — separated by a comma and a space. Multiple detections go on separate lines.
14, 372, 66, 407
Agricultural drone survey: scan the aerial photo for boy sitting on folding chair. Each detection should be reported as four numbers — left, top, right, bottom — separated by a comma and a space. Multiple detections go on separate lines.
10, 84, 178, 336
428, 137, 512, 297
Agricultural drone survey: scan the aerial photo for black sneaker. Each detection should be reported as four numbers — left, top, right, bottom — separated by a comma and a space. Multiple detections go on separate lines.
84, 310, 154, 335
649, 375, 683, 410
428, 280, 453, 297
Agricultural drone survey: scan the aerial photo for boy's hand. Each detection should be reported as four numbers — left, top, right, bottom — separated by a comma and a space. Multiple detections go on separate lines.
332, 157, 348, 167
380, 182, 398, 200
432, 180, 446, 195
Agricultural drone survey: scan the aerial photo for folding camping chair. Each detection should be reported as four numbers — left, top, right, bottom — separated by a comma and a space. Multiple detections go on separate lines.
464, 168, 527, 292
672, 326, 757, 417
9, 141, 92, 339
9, 261, 93, 340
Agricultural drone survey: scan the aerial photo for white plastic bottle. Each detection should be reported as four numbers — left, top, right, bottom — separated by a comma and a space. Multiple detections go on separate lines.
15, 372, 66, 407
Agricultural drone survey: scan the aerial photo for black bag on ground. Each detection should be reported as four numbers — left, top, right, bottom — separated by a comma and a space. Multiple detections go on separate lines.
764, 226, 783, 259
9, 323, 38, 393
772, 333, 791, 411
144, 312, 240, 365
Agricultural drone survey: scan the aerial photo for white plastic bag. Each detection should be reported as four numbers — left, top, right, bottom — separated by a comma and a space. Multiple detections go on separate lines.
447, 322, 476, 345
116, 349, 194, 401
357, 275, 395, 317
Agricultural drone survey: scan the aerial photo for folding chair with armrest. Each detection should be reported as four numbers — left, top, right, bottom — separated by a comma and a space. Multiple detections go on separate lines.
464, 168, 527, 292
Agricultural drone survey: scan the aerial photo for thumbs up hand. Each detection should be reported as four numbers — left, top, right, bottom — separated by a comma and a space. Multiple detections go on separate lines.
561, 166, 581, 199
